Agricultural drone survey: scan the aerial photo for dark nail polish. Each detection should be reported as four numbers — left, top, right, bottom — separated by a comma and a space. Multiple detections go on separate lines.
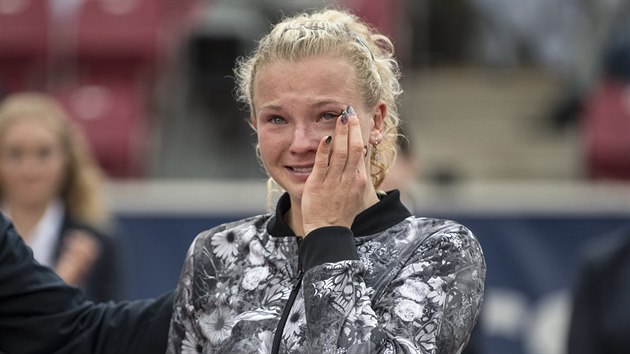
346, 105, 355, 115
341, 110, 348, 124
364, 144, 368, 157
325, 136, 332, 145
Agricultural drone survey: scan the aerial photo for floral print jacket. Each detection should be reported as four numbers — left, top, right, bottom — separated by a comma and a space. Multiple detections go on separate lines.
167, 191, 485, 354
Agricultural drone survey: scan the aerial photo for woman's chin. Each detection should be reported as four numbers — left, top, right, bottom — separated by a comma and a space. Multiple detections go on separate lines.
284, 186, 305, 203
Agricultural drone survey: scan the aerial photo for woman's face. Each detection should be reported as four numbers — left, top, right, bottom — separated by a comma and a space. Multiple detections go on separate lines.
0, 118, 67, 208
252, 55, 383, 201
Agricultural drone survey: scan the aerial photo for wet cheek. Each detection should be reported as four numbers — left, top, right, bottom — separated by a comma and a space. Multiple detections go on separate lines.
257, 145, 270, 167
319, 123, 336, 139
306, 123, 335, 144
257, 135, 281, 164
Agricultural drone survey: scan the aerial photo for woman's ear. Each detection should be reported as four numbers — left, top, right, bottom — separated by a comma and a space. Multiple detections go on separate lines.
369, 101, 386, 144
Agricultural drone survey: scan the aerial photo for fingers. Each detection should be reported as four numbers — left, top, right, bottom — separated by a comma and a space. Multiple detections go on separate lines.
64, 232, 101, 265
326, 110, 350, 179
310, 135, 333, 181
56, 231, 101, 285
344, 106, 367, 179
313, 105, 368, 187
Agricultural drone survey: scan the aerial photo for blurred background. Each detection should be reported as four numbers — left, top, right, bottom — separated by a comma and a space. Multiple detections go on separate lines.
1, 0, 630, 353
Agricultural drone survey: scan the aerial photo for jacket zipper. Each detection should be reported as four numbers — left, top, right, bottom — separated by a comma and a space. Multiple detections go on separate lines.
271, 237, 304, 354
271, 266, 304, 354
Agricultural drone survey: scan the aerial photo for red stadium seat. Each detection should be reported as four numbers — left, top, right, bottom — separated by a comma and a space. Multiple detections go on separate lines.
342, 0, 400, 38
0, 0, 48, 90
77, 0, 158, 60
53, 80, 148, 177
0, 0, 47, 56
583, 78, 630, 180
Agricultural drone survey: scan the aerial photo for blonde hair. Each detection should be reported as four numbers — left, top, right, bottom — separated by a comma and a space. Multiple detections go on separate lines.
235, 8, 402, 189
0, 92, 109, 227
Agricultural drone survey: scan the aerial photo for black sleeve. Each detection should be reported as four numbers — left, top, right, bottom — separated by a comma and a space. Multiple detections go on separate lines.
0, 214, 174, 354
299, 226, 359, 271
85, 230, 125, 302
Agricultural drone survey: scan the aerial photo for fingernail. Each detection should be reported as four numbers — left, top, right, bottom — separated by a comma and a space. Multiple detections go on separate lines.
346, 105, 355, 115
364, 144, 368, 157
340, 110, 348, 125
325, 136, 332, 145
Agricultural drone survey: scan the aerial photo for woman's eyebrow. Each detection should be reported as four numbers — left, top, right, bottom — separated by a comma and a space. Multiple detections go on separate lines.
312, 99, 342, 107
257, 103, 283, 112
259, 100, 342, 111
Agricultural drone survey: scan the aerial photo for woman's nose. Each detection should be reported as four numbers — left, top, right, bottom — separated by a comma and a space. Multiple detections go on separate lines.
289, 124, 320, 155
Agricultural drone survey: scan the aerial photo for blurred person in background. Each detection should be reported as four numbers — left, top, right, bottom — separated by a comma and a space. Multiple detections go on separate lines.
0, 92, 122, 302
167, 8, 485, 354
379, 123, 419, 211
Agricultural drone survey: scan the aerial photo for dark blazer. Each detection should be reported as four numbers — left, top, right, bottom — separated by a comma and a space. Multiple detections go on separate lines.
0, 214, 174, 354
55, 217, 123, 302
568, 228, 630, 354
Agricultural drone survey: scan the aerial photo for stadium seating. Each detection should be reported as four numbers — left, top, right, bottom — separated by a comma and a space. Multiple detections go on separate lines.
583, 77, 630, 179
53, 79, 148, 177
0, 0, 47, 90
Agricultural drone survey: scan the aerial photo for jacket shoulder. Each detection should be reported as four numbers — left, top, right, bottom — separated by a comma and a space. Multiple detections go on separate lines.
403, 217, 478, 245
189, 214, 271, 251
400, 217, 485, 275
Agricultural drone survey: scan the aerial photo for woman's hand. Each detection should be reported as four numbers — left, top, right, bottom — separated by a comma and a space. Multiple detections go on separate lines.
301, 106, 369, 236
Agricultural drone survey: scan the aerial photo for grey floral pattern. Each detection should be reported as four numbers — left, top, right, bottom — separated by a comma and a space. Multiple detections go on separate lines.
167, 213, 485, 354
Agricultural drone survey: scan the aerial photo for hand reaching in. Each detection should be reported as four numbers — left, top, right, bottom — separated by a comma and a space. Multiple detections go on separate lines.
55, 230, 101, 286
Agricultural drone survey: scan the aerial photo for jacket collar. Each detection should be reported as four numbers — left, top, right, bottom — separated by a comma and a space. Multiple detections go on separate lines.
266, 189, 412, 237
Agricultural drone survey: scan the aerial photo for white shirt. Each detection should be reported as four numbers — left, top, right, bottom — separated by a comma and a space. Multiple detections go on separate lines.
2, 200, 66, 267
29, 200, 65, 267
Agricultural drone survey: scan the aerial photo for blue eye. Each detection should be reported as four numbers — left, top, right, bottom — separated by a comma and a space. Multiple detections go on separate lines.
318, 112, 338, 122
269, 116, 286, 124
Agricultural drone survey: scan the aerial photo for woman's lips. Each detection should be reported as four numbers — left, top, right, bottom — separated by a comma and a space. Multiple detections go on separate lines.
286, 165, 314, 180
290, 166, 313, 173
